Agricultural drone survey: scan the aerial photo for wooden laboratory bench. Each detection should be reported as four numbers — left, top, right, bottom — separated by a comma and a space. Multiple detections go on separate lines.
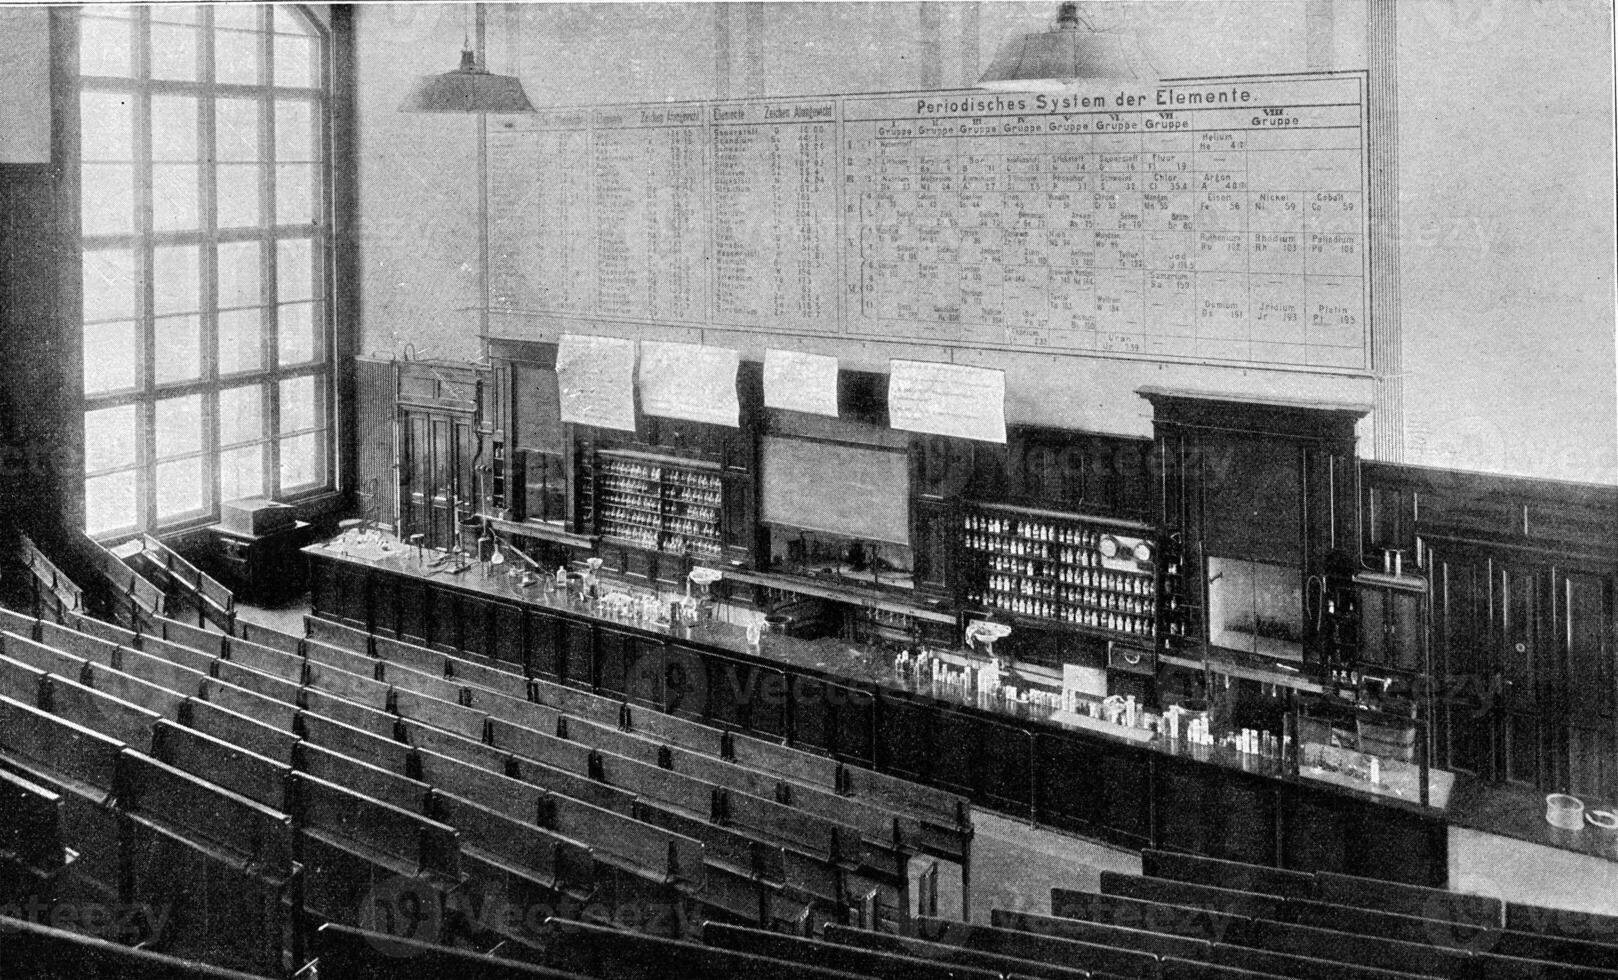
305, 537, 1453, 887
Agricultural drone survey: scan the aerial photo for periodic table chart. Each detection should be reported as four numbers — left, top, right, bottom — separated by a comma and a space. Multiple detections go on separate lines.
486, 73, 1370, 374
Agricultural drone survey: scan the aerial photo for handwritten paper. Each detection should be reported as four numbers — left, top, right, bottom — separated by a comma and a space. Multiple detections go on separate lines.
764, 348, 840, 417
887, 360, 1007, 444
638, 341, 740, 428
556, 334, 637, 432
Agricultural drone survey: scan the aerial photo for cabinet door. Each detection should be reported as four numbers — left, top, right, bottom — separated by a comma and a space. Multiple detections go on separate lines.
1557, 569, 1616, 799
789, 674, 833, 753
529, 611, 561, 679
829, 683, 876, 766
487, 601, 525, 670
558, 618, 594, 689
426, 583, 461, 653
1359, 585, 1425, 673
596, 627, 631, 697
911, 500, 953, 596
877, 693, 933, 783
1359, 587, 1392, 670
721, 471, 755, 565
663, 645, 707, 719
624, 637, 664, 708
1431, 547, 1494, 781
1497, 560, 1549, 790
1388, 589, 1424, 673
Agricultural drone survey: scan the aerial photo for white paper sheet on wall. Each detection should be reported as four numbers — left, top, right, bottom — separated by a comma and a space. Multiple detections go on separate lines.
887, 359, 1007, 444
556, 334, 637, 432
763, 348, 840, 417
638, 341, 740, 428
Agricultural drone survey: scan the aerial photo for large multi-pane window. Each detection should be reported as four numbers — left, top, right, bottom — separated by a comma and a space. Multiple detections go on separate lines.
79, 4, 331, 538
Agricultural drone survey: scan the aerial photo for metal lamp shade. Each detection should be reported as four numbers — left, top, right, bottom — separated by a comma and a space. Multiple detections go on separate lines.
400, 49, 536, 114
978, 15, 1153, 91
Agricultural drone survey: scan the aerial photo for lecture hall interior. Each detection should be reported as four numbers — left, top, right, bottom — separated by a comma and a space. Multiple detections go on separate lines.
1, 2, 1617, 978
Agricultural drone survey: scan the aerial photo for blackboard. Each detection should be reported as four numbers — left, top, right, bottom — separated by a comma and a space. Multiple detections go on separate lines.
511, 361, 563, 454
760, 436, 910, 546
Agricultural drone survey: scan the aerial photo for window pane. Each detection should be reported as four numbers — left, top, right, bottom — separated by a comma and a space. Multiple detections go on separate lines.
214, 29, 262, 85
81, 93, 133, 161
150, 23, 199, 81
217, 163, 263, 227
151, 5, 199, 24
155, 394, 203, 459
155, 315, 202, 384
85, 404, 137, 473
81, 164, 135, 236
277, 302, 318, 365
221, 445, 263, 502
220, 385, 264, 445
216, 98, 260, 162
217, 241, 262, 308
150, 95, 198, 161
83, 249, 137, 322
80, 17, 133, 78
84, 321, 137, 394
214, 6, 261, 31
278, 376, 319, 434
274, 33, 315, 88
156, 457, 207, 518
86, 471, 138, 536
274, 101, 315, 161
152, 163, 200, 231
218, 308, 264, 375
276, 239, 313, 301
276, 163, 316, 224
153, 246, 200, 313
279, 431, 324, 490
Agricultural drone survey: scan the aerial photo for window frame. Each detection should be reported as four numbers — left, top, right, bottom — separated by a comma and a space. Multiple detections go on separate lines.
74, 4, 337, 542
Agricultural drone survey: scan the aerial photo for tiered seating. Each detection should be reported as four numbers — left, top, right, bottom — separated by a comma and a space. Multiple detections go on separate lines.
78, 531, 166, 632
122, 534, 236, 632
3, 595, 977, 978
0, 914, 272, 980
302, 613, 973, 930
18, 534, 85, 623
1000, 850, 1618, 980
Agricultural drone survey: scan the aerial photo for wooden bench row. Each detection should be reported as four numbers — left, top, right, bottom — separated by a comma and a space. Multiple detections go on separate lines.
3, 609, 897, 938
18, 533, 85, 624
303, 614, 972, 848
123, 533, 236, 633
999, 865, 1618, 980
1135, 849, 1618, 960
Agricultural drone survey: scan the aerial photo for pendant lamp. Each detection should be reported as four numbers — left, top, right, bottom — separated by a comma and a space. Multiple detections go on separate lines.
978, 2, 1155, 92
400, 3, 536, 114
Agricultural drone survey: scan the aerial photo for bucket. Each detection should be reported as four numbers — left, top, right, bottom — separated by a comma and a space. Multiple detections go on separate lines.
763, 614, 790, 635
1546, 793, 1585, 831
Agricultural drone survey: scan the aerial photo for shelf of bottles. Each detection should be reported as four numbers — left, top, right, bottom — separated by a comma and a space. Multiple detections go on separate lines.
960, 504, 1163, 641
596, 454, 723, 560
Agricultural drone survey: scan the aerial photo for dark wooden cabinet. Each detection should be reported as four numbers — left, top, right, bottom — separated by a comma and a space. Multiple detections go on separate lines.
1431, 539, 1617, 797
1007, 427, 1153, 522
1560, 569, 1617, 799
1355, 574, 1427, 674
204, 521, 318, 603
397, 363, 481, 552
1144, 390, 1365, 675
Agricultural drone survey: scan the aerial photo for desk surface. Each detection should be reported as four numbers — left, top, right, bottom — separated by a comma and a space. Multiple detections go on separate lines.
211, 519, 312, 543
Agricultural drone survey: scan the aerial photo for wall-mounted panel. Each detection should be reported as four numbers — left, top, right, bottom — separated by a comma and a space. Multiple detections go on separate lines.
485, 73, 1370, 377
